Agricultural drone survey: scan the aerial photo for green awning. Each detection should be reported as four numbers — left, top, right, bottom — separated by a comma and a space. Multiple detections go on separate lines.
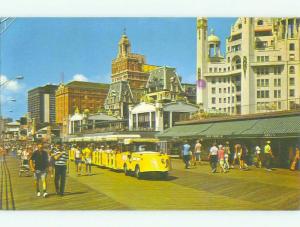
157, 123, 212, 139
240, 115, 300, 138
200, 120, 258, 138
157, 114, 300, 139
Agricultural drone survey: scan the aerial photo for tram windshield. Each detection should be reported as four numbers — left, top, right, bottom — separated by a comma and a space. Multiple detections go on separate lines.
129, 142, 158, 152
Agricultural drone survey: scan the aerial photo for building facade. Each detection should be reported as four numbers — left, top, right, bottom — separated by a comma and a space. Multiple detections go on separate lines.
196, 17, 300, 115
105, 32, 159, 118
27, 84, 58, 128
55, 81, 109, 135
129, 101, 198, 132
111, 32, 158, 92
145, 66, 184, 102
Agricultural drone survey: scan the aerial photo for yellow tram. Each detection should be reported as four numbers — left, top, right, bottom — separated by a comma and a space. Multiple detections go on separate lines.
66, 134, 171, 179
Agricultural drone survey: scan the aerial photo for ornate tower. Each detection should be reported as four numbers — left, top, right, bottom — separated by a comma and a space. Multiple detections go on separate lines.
118, 31, 131, 57
196, 17, 208, 108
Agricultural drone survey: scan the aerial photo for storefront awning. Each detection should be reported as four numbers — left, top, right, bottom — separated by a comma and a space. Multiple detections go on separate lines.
157, 114, 300, 139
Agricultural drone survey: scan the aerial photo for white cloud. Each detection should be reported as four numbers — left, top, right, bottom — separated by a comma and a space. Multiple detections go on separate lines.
73, 74, 89, 82
0, 75, 22, 92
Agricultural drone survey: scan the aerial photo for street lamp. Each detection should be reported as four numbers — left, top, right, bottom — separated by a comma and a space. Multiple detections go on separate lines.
0, 76, 23, 142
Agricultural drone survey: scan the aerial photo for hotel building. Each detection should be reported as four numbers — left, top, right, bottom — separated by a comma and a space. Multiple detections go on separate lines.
196, 17, 300, 115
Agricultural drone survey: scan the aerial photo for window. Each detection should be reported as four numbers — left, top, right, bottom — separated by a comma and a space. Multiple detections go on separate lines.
219, 68, 222, 72
223, 88, 227, 93
289, 66, 295, 74
289, 77, 295, 86
212, 97, 216, 104
278, 56, 282, 61
257, 79, 261, 87
257, 91, 261, 98
219, 88, 222, 93
227, 97, 230, 103
212, 78, 216, 84
232, 96, 234, 103
227, 57, 230, 62
265, 79, 269, 87
223, 98, 226, 103
238, 23, 242, 29
223, 78, 226, 83
218, 78, 221, 83
265, 56, 269, 62
209, 68, 213, 73
289, 43, 295, 51
228, 87, 230, 93
289, 89, 295, 97
224, 68, 227, 72
212, 87, 216, 94
274, 90, 281, 98
214, 68, 217, 72
219, 98, 222, 103
265, 91, 269, 98
274, 66, 282, 75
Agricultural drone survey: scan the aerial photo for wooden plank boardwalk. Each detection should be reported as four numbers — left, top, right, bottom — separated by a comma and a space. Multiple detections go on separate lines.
1, 155, 127, 210
2, 154, 300, 210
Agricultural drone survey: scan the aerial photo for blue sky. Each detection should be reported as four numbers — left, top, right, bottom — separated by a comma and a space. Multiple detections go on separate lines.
0, 17, 236, 119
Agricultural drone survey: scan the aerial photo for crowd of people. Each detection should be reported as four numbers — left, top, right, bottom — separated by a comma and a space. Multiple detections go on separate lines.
1, 138, 300, 198
1, 142, 97, 198
181, 139, 300, 173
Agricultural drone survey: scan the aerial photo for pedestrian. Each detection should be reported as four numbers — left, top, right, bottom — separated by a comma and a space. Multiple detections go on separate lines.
182, 140, 191, 169
29, 143, 49, 198
240, 144, 248, 170
209, 142, 218, 173
290, 145, 300, 171
53, 142, 69, 196
255, 145, 262, 168
233, 143, 242, 169
82, 144, 93, 175
218, 144, 226, 173
73, 144, 82, 176
224, 141, 230, 171
194, 139, 202, 165
264, 140, 274, 171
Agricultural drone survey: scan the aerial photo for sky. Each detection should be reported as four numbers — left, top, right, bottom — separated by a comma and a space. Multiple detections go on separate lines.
0, 17, 236, 120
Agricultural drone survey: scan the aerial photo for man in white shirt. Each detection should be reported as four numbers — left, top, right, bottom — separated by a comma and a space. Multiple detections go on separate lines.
209, 142, 218, 173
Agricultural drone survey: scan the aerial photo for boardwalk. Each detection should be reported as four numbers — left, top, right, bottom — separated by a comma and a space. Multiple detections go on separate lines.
1, 154, 300, 210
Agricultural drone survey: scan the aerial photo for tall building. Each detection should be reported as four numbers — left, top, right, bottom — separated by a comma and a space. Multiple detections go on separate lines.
196, 17, 300, 115
27, 84, 58, 128
111, 32, 158, 92
105, 32, 159, 118
55, 81, 109, 135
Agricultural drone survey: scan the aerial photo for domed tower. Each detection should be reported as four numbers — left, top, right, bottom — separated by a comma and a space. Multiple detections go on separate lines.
118, 30, 131, 57
208, 29, 221, 58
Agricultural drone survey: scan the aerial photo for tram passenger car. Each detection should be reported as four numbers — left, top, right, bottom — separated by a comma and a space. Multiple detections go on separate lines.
66, 135, 171, 179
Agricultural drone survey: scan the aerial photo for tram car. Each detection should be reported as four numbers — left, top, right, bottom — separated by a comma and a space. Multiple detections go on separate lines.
66, 134, 171, 179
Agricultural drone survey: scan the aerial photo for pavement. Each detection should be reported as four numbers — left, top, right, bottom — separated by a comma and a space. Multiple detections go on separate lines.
1, 154, 300, 210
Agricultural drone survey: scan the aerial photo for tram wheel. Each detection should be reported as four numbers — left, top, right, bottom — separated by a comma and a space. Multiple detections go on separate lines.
135, 165, 142, 179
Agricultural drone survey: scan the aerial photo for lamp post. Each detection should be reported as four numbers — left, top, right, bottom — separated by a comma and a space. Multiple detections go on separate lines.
0, 76, 23, 142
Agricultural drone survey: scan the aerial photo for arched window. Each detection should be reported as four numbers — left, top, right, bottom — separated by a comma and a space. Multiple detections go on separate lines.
289, 66, 295, 74
257, 20, 263, 26
232, 55, 241, 70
